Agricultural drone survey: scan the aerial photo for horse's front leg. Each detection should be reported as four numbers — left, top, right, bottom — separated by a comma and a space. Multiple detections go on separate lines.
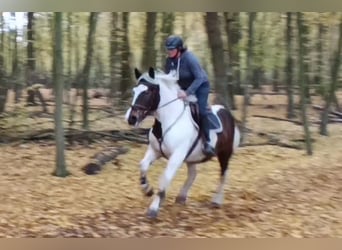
175, 163, 197, 205
147, 151, 186, 218
140, 144, 161, 197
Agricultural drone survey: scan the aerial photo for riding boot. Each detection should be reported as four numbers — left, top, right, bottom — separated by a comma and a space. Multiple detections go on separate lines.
200, 116, 216, 157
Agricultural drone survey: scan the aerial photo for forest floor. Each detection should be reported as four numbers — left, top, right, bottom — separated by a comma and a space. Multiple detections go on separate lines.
0, 89, 341, 237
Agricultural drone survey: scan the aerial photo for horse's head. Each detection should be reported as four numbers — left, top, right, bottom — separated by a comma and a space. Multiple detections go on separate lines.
126, 67, 161, 126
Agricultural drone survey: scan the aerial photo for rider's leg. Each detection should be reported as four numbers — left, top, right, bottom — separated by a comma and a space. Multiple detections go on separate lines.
195, 83, 216, 157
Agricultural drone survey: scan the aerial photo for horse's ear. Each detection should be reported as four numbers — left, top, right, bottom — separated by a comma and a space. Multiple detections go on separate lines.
148, 67, 155, 79
134, 68, 142, 79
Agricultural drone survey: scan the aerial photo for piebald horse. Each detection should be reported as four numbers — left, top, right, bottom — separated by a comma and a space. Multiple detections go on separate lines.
125, 67, 240, 218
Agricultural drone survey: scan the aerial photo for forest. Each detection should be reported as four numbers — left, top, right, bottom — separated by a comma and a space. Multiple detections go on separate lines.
0, 12, 341, 237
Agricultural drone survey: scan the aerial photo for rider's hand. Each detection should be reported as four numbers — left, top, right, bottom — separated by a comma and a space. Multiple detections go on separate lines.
177, 90, 187, 100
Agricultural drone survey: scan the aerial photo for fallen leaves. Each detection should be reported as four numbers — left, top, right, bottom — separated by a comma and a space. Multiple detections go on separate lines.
1, 94, 342, 237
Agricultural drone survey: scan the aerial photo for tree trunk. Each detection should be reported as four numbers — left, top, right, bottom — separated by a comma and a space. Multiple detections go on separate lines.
120, 12, 132, 102
10, 12, 22, 104
109, 12, 120, 105
272, 68, 279, 92
285, 12, 295, 119
26, 12, 35, 87
320, 15, 342, 136
158, 12, 175, 69
314, 22, 325, 86
297, 12, 313, 155
82, 12, 98, 130
52, 12, 69, 177
141, 12, 157, 70
65, 12, 73, 104
241, 12, 256, 144
205, 12, 231, 109
224, 12, 240, 109
0, 13, 7, 114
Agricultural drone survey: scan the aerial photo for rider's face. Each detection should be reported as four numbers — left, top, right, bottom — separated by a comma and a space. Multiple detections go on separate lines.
167, 48, 178, 58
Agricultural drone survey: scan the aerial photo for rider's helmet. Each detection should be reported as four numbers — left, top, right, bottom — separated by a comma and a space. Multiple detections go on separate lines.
165, 35, 184, 50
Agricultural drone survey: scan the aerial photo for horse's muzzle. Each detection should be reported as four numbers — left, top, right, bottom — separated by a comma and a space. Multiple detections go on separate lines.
128, 114, 138, 126
127, 109, 147, 126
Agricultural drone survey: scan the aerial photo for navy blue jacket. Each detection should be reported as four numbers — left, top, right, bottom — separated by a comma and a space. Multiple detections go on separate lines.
164, 50, 209, 96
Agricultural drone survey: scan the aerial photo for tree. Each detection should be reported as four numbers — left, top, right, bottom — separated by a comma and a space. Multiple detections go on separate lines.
241, 12, 256, 144
53, 12, 69, 177
320, 14, 342, 136
285, 12, 295, 119
109, 12, 120, 104
26, 12, 35, 86
82, 12, 98, 130
205, 12, 232, 109
157, 12, 174, 69
224, 12, 240, 109
0, 13, 7, 114
141, 12, 157, 71
297, 12, 313, 155
120, 12, 132, 101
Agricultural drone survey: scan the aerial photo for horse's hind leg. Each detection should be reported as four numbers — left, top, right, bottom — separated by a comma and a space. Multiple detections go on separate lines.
140, 144, 160, 197
211, 151, 232, 207
175, 163, 197, 205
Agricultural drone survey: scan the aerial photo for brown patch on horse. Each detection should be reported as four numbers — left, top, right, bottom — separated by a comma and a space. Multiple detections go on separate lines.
213, 108, 236, 176
151, 119, 162, 141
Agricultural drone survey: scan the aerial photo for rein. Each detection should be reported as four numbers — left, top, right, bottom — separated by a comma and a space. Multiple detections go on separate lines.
157, 97, 180, 110
157, 98, 200, 161
157, 100, 186, 158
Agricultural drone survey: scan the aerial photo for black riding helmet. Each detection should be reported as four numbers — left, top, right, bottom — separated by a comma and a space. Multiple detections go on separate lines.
165, 35, 184, 50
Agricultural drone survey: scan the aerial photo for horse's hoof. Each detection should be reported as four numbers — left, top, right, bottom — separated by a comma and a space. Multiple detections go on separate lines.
145, 188, 154, 197
211, 202, 222, 209
175, 196, 187, 205
146, 209, 159, 219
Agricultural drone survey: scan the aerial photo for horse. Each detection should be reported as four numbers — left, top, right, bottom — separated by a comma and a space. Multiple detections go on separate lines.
125, 67, 240, 219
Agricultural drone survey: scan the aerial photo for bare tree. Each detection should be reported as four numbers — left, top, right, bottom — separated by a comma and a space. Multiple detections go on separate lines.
26, 12, 35, 86
53, 12, 69, 177
0, 13, 7, 114
205, 12, 231, 108
297, 12, 313, 155
320, 14, 342, 136
285, 12, 295, 119
82, 12, 98, 130
120, 12, 132, 101
241, 12, 256, 144
157, 12, 175, 69
141, 12, 157, 71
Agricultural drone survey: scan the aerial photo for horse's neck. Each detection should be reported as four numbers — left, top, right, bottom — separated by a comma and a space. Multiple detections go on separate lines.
155, 80, 187, 128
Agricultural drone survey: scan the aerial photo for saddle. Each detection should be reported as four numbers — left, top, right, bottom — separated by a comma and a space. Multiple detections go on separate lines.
151, 101, 222, 142
189, 102, 221, 131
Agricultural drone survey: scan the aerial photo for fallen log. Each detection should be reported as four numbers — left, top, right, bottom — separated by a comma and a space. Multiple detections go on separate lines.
252, 115, 303, 125
240, 142, 303, 150
82, 146, 129, 175
312, 105, 342, 118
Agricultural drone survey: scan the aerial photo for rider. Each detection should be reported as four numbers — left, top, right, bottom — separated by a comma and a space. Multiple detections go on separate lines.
157, 34, 216, 157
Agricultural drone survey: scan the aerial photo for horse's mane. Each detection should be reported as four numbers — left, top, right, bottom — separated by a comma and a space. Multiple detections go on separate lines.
139, 69, 180, 91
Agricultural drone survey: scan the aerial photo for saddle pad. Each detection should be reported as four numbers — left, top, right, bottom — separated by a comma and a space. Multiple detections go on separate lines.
207, 107, 223, 133
208, 112, 221, 130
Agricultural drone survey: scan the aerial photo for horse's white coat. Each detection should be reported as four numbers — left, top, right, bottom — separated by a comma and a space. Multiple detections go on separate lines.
127, 70, 240, 217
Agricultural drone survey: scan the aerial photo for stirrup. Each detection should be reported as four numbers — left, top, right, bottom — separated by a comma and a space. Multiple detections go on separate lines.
203, 142, 215, 156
